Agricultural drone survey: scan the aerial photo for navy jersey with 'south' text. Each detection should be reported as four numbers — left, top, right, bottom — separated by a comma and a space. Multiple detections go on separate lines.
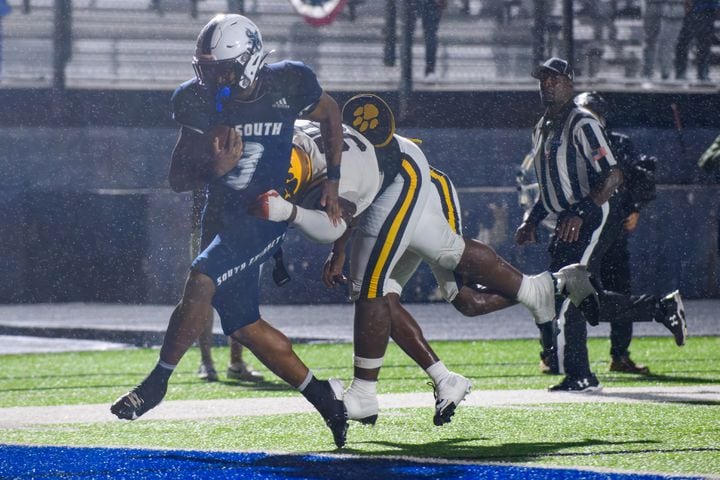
171, 61, 323, 234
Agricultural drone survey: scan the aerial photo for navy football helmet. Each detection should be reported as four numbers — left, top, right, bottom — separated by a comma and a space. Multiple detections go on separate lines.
574, 91, 610, 126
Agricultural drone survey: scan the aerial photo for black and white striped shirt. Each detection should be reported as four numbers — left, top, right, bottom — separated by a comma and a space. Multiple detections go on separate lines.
531, 104, 617, 215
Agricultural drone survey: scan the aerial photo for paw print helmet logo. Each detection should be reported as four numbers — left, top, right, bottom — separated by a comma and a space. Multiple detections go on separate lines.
342, 94, 396, 148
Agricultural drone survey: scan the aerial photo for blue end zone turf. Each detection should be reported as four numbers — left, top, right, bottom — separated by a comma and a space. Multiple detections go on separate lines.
0, 445, 704, 479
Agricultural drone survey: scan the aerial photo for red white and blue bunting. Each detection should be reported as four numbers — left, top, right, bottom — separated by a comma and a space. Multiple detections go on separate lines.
287, 0, 348, 26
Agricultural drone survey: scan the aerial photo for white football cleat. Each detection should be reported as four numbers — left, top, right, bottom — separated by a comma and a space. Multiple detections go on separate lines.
344, 386, 379, 426
432, 372, 472, 426
554, 263, 598, 307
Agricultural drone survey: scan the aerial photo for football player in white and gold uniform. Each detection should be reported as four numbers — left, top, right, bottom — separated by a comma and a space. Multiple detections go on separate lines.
254, 95, 599, 428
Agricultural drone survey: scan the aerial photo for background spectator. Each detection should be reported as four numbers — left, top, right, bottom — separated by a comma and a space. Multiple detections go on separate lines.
0, 0, 11, 78
674, 0, 720, 81
642, 0, 685, 81
408, 0, 448, 82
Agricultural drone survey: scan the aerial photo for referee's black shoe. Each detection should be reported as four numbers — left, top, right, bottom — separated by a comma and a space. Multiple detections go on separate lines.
549, 374, 602, 393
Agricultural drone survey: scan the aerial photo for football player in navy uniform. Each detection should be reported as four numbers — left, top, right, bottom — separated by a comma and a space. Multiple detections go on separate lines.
110, 14, 349, 448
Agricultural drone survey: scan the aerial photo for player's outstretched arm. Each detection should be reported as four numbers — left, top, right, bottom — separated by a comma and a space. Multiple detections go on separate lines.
248, 190, 350, 244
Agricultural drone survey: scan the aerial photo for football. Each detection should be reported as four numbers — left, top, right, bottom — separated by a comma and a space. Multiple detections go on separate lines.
209, 124, 234, 150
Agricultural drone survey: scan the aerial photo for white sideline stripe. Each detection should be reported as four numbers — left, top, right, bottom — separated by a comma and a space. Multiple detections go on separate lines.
2, 386, 719, 428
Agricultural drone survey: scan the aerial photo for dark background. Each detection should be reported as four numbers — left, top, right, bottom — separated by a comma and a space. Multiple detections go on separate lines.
1, 88, 718, 304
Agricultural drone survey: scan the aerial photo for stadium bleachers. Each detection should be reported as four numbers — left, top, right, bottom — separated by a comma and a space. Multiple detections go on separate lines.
1, 0, 718, 90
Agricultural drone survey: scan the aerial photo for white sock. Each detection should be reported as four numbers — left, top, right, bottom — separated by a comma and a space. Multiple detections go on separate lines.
297, 370, 313, 392
426, 361, 451, 384
347, 377, 377, 395
517, 272, 555, 324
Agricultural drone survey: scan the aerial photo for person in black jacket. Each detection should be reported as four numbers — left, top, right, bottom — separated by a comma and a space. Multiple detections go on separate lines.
516, 59, 686, 392
573, 91, 659, 375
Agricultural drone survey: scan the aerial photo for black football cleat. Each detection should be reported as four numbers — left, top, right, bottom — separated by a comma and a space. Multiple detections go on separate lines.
659, 290, 687, 347
315, 379, 348, 448
110, 378, 167, 420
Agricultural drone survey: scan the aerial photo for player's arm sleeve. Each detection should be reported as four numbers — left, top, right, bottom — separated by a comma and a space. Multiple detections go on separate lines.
575, 118, 617, 173
171, 82, 213, 133
292, 207, 347, 244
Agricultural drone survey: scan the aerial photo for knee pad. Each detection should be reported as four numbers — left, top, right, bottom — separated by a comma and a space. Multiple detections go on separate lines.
436, 235, 465, 271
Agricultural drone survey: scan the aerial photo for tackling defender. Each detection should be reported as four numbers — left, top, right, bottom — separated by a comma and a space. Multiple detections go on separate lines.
254, 95, 599, 427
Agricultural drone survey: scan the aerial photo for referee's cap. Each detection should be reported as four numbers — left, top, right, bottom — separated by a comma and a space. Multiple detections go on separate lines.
342, 93, 396, 148
532, 57, 574, 81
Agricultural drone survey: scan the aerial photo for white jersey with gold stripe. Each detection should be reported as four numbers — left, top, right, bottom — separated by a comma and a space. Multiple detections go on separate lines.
292, 120, 382, 218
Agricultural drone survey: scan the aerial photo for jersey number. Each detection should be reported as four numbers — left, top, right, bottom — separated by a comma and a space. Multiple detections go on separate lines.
222, 141, 263, 191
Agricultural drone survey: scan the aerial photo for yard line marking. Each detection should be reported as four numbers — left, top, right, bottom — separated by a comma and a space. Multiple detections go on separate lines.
2, 386, 719, 428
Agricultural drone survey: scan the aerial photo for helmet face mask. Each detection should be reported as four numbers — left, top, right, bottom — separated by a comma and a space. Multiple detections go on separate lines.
192, 58, 246, 92
193, 14, 266, 98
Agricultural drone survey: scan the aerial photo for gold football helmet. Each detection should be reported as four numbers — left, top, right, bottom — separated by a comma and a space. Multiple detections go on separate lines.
342, 94, 396, 148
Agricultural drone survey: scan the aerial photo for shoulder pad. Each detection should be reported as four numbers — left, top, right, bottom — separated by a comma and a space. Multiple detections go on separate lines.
171, 79, 214, 133
262, 61, 321, 106
265, 60, 313, 76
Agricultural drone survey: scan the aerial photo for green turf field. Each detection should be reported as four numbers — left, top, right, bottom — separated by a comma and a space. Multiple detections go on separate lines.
1, 337, 719, 476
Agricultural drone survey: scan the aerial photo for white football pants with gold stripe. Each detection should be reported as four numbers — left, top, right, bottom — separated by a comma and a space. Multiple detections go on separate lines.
386, 167, 466, 302
349, 143, 431, 300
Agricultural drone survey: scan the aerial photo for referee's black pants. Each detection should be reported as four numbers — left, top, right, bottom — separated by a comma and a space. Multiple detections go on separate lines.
602, 231, 636, 360
543, 197, 661, 378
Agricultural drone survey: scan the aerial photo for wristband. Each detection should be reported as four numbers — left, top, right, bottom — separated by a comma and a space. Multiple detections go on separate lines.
569, 197, 601, 219
527, 206, 547, 227
326, 164, 341, 181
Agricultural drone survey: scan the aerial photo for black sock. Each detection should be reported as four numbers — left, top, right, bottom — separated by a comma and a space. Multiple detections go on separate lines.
142, 364, 172, 389
300, 376, 326, 408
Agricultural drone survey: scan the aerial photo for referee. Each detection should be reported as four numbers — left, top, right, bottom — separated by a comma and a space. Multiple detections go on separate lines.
515, 58, 687, 392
